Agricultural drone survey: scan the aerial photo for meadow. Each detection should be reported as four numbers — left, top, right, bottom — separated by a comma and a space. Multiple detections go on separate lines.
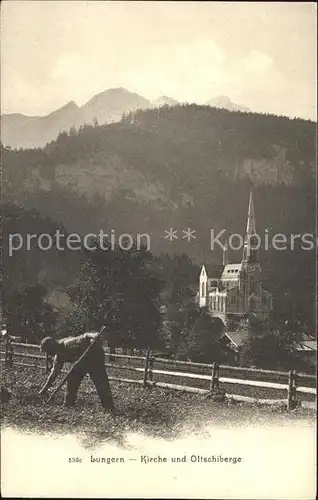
1, 365, 315, 449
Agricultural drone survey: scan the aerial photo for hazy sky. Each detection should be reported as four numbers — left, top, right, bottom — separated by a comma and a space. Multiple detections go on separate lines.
1, 1, 317, 120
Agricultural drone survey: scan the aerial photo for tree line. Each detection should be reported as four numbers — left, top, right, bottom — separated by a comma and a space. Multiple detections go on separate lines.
2, 226, 314, 373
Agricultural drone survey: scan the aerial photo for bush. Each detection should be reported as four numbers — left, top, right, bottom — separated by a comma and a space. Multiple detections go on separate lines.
178, 311, 225, 363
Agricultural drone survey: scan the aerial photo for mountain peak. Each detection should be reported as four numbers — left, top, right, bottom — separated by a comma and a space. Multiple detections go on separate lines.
207, 96, 250, 113
84, 87, 147, 107
152, 96, 179, 107
65, 100, 78, 109
48, 100, 79, 117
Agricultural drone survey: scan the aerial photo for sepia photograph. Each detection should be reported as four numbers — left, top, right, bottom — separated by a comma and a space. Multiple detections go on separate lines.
0, 1, 317, 498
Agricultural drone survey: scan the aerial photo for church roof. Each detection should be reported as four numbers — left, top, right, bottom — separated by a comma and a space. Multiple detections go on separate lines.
203, 264, 224, 279
221, 331, 249, 349
221, 263, 242, 280
226, 283, 240, 290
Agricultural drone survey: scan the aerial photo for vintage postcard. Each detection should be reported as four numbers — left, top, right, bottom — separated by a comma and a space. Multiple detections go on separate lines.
1, 1, 316, 498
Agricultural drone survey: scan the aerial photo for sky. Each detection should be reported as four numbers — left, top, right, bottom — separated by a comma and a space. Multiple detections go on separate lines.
1, 1, 317, 120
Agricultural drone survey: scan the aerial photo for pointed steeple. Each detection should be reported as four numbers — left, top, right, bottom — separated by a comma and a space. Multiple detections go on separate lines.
222, 241, 228, 266
246, 190, 256, 235
242, 190, 258, 262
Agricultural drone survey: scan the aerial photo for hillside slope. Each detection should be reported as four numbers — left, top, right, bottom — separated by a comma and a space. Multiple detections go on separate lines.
2, 203, 80, 296
2, 104, 316, 324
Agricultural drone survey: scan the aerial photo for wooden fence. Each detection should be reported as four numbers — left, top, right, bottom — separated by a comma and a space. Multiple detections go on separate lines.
0, 339, 316, 411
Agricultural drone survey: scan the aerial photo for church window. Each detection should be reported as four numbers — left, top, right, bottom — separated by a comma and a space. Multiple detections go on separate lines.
201, 282, 205, 297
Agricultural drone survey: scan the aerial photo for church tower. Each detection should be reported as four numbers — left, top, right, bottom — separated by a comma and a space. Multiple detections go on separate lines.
241, 190, 262, 313
198, 189, 272, 326
242, 190, 258, 263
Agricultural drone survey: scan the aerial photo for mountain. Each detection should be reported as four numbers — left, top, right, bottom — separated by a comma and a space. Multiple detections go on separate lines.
1, 101, 80, 149
152, 96, 179, 107
1, 113, 40, 148
1, 88, 152, 149
1, 90, 249, 149
207, 95, 250, 113
2, 104, 316, 326
80, 87, 151, 125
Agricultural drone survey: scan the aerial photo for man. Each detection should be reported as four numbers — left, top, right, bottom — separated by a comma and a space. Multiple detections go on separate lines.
38, 332, 114, 411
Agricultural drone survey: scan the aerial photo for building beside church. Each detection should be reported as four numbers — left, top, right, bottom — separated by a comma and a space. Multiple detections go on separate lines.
198, 191, 272, 327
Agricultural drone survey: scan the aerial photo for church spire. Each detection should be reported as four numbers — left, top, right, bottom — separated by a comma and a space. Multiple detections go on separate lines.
242, 190, 258, 262
222, 241, 228, 266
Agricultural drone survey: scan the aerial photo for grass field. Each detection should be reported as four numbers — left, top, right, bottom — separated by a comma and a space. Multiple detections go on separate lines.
1, 365, 315, 449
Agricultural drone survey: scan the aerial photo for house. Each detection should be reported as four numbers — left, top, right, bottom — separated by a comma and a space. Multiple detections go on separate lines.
218, 330, 250, 363
294, 333, 317, 370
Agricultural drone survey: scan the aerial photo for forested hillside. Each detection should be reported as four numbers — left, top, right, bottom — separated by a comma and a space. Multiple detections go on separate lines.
2, 203, 80, 297
2, 104, 316, 327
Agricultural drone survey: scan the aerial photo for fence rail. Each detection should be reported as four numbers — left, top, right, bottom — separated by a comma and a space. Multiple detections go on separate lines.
0, 339, 316, 410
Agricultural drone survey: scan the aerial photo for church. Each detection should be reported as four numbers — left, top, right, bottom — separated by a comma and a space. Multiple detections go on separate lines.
198, 191, 273, 327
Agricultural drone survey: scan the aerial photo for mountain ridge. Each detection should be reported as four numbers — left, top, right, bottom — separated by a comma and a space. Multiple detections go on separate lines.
1, 88, 254, 149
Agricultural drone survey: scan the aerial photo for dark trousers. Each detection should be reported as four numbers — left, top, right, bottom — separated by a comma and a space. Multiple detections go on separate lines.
64, 348, 114, 410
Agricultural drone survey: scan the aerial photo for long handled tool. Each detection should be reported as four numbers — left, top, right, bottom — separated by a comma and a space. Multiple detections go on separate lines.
46, 324, 107, 403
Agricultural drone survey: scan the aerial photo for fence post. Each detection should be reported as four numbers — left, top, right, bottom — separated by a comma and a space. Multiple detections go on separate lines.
109, 346, 116, 362
142, 349, 151, 388
214, 363, 220, 390
5, 335, 13, 368
4, 335, 9, 367
287, 369, 297, 410
210, 362, 217, 391
148, 355, 154, 382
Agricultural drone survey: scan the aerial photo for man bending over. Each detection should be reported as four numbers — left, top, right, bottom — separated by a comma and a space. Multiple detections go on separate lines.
38, 332, 114, 411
